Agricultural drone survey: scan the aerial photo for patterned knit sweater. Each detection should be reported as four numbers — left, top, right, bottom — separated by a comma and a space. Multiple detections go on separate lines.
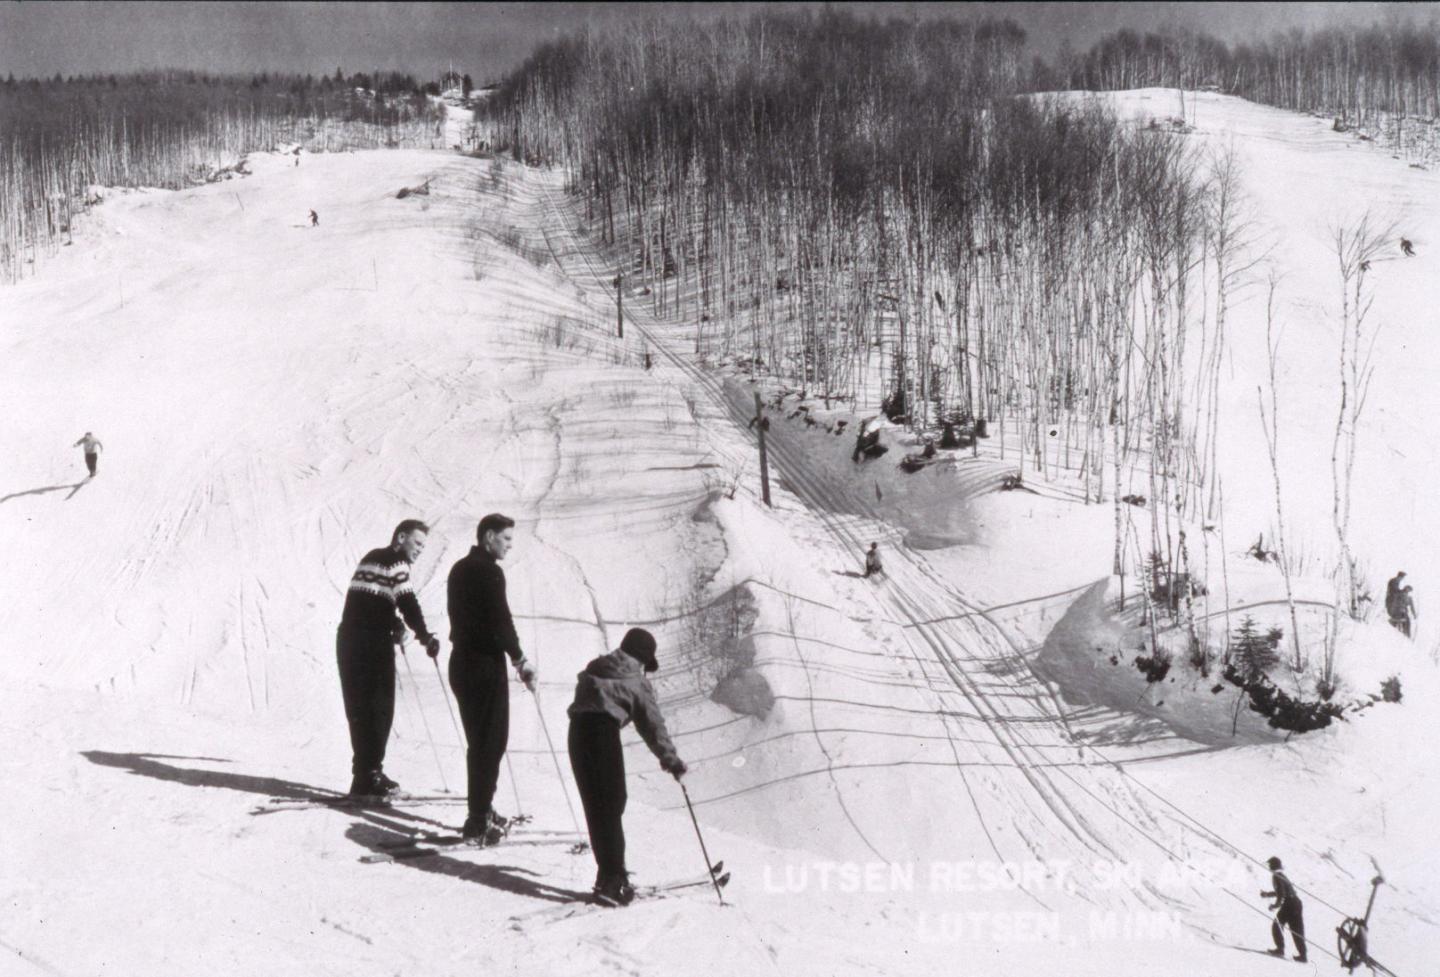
339, 545, 433, 641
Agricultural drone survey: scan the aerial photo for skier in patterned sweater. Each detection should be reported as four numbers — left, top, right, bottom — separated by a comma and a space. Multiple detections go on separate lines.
337, 519, 440, 797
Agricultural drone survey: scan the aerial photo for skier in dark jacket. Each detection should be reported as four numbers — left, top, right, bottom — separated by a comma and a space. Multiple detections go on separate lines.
1386, 572, 1417, 637
337, 519, 440, 797
447, 513, 536, 845
1262, 855, 1306, 962
567, 627, 687, 906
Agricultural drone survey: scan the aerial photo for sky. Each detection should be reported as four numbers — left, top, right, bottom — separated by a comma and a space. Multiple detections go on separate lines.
0, 2, 1435, 83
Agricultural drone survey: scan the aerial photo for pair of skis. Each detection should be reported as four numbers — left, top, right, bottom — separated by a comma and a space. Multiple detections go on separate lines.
360, 822, 589, 863
253, 793, 465, 814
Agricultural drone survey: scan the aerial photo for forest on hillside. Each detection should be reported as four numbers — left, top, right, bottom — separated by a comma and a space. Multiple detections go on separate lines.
0, 69, 446, 282
477, 9, 1435, 668
481, 13, 1233, 596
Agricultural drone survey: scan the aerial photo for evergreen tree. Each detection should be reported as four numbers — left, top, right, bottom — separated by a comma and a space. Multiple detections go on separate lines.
1230, 616, 1280, 684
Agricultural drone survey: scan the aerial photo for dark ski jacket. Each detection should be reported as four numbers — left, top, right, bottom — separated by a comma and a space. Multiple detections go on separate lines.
447, 546, 522, 663
1386, 577, 1405, 617
1267, 869, 1302, 912
340, 545, 432, 642
568, 650, 680, 768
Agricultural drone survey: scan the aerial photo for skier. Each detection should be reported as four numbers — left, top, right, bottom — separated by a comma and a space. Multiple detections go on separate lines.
1394, 586, 1418, 638
1401, 237, 1415, 256
567, 627, 687, 907
1385, 572, 1416, 637
309, 209, 319, 227
864, 542, 883, 579
337, 519, 440, 797
1261, 855, 1307, 962
73, 431, 103, 477
447, 513, 536, 846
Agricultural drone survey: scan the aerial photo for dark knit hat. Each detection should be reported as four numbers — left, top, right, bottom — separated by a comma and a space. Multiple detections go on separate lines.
1266, 856, 1283, 870
620, 627, 659, 673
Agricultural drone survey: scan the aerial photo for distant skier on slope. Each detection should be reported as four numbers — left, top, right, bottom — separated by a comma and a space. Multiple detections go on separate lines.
1400, 237, 1415, 256
864, 542, 884, 579
337, 519, 441, 798
567, 627, 687, 907
309, 209, 319, 227
1385, 571, 1417, 637
447, 513, 536, 846
1261, 855, 1307, 962
73, 432, 103, 477
1393, 587, 1418, 639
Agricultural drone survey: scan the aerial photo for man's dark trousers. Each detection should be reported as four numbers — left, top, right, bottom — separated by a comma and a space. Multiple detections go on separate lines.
568, 713, 627, 878
336, 626, 396, 776
1271, 902, 1306, 957
450, 652, 509, 818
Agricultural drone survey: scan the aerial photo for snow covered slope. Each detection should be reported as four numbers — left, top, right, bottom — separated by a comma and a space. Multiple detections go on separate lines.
2, 91, 1436, 976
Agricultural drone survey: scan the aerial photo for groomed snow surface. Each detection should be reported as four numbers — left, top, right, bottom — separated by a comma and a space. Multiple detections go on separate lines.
2, 91, 1436, 975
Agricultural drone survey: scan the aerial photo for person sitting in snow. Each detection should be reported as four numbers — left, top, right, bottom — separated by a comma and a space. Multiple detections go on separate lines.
566, 628, 687, 907
1261, 855, 1307, 962
864, 542, 884, 579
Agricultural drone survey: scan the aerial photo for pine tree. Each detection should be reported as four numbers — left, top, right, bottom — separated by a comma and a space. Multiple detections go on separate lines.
1230, 616, 1280, 684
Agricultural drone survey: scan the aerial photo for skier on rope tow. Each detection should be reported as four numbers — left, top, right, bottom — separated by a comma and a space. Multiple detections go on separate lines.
1262, 855, 1307, 963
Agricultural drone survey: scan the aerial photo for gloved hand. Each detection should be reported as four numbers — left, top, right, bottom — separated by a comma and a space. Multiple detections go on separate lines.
424, 635, 442, 659
662, 756, 688, 780
515, 657, 537, 692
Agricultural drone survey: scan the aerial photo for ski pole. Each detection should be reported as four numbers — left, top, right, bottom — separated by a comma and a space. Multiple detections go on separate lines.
680, 781, 725, 906
530, 689, 582, 834
431, 656, 524, 816
399, 647, 449, 793
432, 655, 464, 743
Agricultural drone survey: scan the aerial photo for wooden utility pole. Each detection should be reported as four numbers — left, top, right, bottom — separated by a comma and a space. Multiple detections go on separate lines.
613, 273, 624, 339
750, 392, 772, 507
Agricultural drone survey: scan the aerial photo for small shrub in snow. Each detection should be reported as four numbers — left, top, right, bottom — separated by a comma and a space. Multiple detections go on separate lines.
1187, 637, 1209, 672
1223, 665, 1346, 732
1134, 648, 1172, 683
1380, 675, 1402, 703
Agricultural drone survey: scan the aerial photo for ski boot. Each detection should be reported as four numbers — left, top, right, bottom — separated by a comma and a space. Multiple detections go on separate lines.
461, 810, 507, 848
593, 870, 635, 907
348, 770, 391, 801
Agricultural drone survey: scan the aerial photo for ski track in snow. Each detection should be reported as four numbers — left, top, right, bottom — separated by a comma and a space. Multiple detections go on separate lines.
528, 179, 1210, 908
